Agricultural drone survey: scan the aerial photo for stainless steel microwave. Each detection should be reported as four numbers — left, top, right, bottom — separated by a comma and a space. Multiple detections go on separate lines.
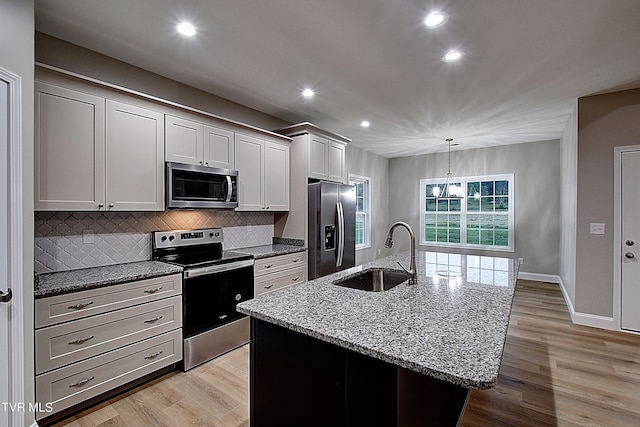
166, 162, 238, 209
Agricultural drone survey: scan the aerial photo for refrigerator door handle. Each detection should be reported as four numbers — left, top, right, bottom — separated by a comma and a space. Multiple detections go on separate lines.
336, 202, 344, 267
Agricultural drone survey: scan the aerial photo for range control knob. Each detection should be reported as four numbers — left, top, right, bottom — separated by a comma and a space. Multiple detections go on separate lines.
209, 232, 214, 237
168, 236, 175, 242
161, 236, 167, 242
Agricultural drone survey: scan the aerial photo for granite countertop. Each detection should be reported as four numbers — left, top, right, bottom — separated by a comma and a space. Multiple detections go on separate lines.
233, 242, 306, 259
237, 250, 518, 390
35, 260, 183, 299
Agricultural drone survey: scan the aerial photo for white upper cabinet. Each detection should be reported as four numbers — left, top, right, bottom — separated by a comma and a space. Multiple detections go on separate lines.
106, 100, 164, 211
166, 115, 235, 170
35, 82, 106, 211
235, 133, 289, 212
277, 124, 349, 184
264, 141, 290, 211
35, 82, 165, 211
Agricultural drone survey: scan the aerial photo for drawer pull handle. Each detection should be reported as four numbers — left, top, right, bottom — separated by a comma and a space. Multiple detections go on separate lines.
292, 277, 300, 282
144, 287, 163, 294
68, 335, 95, 345
264, 264, 273, 269
292, 259, 299, 263
144, 316, 163, 324
264, 284, 273, 289
69, 376, 95, 388
68, 301, 94, 310
144, 350, 163, 360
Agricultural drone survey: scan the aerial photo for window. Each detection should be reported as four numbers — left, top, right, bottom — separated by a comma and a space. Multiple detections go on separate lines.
419, 174, 514, 251
349, 174, 371, 249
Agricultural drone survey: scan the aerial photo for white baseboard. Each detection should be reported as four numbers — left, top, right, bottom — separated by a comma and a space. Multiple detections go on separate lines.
520, 273, 616, 331
517, 271, 560, 283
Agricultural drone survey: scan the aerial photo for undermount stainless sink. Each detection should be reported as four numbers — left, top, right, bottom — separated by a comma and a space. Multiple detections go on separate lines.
332, 268, 409, 292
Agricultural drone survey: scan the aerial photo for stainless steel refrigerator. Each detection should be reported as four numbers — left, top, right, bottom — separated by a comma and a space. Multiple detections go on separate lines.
308, 181, 356, 279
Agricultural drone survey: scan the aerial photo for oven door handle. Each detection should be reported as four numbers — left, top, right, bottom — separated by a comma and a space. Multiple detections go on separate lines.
184, 259, 254, 278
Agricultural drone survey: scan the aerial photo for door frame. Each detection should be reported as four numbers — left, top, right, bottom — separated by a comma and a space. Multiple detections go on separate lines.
0, 65, 27, 426
613, 145, 640, 334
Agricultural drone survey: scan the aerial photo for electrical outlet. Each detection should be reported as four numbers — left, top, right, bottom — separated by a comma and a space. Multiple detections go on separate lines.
378, 249, 381, 255
82, 229, 95, 244
590, 223, 605, 235
518, 258, 524, 265
246, 223, 253, 234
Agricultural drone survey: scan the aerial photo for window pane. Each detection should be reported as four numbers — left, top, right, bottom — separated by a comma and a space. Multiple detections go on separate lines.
495, 214, 508, 230
355, 213, 365, 245
450, 199, 461, 212
480, 196, 494, 212
494, 230, 509, 246
356, 196, 364, 212
467, 214, 479, 229
495, 180, 509, 196
426, 198, 436, 212
425, 227, 436, 242
437, 199, 449, 212
449, 214, 460, 229
436, 228, 448, 242
480, 229, 494, 245
425, 214, 437, 227
467, 196, 479, 212
495, 196, 508, 211
437, 215, 448, 227
426, 184, 437, 197
467, 229, 479, 244
449, 228, 460, 243
468, 182, 480, 198
480, 214, 494, 230
481, 181, 494, 196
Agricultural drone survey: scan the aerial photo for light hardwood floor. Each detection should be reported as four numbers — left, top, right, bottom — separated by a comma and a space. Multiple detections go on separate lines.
50, 280, 640, 427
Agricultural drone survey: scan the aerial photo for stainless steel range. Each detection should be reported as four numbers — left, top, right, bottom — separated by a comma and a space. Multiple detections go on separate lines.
152, 228, 254, 371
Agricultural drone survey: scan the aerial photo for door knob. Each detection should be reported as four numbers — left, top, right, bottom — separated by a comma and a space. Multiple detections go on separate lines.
0, 288, 12, 303
626, 240, 635, 246
625, 252, 635, 259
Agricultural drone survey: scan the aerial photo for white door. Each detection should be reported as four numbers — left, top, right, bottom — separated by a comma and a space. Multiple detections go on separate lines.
621, 150, 640, 332
0, 76, 11, 427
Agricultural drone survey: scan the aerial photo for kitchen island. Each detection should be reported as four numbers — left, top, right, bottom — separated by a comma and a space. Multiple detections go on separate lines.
237, 250, 518, 426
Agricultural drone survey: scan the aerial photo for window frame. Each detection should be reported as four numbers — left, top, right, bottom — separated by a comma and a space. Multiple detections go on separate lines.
419, 173, 514, 252
349, 173, 371, 250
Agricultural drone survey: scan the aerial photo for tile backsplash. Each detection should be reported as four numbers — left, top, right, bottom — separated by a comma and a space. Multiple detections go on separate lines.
35, 210, 274, 273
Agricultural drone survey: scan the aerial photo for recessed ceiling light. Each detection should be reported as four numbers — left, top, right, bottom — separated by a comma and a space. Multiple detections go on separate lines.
302, 88, 315, 98
424, 12, 447, 28
177, 22, 196, 37
360, 120, 370, 128
442, 50, 463, 62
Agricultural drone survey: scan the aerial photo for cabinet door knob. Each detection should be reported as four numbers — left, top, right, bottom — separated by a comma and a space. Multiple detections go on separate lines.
0, 288, 12, 303
625, 252, 635, 259
626, 240, 635, 246
98, 203, 104, 208
108, 203, 114, 208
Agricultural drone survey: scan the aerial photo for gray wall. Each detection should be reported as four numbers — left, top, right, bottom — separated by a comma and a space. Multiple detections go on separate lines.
0, 0, 35, 424
575, 88, 640, 317
346, 144, 390, 265
388, 140, 561, 276
36, 33, 290, 131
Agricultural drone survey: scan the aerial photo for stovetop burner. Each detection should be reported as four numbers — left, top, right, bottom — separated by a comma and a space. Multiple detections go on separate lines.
151, 228, 252, 269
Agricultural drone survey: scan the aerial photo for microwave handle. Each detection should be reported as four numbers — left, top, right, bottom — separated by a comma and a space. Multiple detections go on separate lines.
226, 176, 232, 203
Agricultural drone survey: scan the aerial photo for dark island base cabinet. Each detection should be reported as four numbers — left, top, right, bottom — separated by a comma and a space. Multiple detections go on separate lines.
250, 319, 470, 427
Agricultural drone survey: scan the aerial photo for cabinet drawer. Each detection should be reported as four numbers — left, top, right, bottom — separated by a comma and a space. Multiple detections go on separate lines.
36, 296, 182, 374
35, 329, 182, 420
254, 251, 306, 276
255, 265, 306, 296
36, 274, 182, 328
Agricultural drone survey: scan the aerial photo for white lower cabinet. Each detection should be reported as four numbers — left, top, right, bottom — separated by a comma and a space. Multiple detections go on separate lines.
254, 251, 307, 296
34, 274, 183, 420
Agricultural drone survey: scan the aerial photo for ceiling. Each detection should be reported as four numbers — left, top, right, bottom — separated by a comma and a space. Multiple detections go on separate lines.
35, 0, 640, 157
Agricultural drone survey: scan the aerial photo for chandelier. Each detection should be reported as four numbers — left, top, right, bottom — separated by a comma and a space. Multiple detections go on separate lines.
432, 138, 464, 199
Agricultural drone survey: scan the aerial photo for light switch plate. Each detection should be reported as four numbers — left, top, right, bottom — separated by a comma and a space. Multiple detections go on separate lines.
590, 223, 605, 235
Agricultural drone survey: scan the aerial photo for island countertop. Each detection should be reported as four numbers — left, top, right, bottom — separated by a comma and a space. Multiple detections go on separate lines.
237, 250, 518, 390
